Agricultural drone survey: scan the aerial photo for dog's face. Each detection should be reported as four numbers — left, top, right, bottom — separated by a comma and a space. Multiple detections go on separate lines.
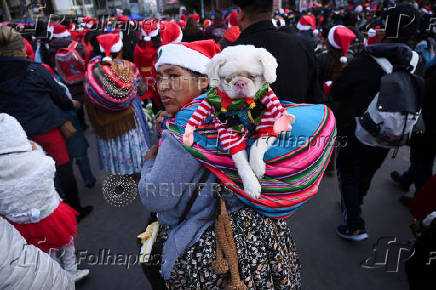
206, 45, 278, 99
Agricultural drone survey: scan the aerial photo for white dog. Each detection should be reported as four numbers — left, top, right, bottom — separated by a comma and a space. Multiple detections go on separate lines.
183, 45, 295, 199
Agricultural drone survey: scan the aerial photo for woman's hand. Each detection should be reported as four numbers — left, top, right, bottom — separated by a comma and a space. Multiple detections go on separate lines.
145, 145, 159, 162
72, 100, 82, 109
156, 111, 173, 133
30, 141, 37, 151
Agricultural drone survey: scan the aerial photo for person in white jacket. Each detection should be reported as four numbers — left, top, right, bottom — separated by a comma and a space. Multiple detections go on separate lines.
0, 216, 74, 289
0, 113, 89, 282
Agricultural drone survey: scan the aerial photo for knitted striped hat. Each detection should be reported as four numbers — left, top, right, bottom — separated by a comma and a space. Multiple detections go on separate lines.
85, 58, 139, 111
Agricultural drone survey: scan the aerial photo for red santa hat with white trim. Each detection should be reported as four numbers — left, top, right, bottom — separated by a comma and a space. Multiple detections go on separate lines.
365, 28, 377, 46
297, 14, 318, 36
160, 21, 183, 45
328, 25, 356, 63
49, 23, 71, 38
155, 40, 221, 74
97, 33, 123, 62
141, 19, 160, 42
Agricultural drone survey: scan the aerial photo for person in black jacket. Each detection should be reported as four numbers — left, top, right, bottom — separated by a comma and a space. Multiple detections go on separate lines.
231, 0, 325, 104
331, 3, 422, 241
0, 26, 93, 220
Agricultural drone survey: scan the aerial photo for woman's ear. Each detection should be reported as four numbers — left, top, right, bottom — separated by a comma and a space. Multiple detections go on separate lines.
257, 48, 278, 84
206, 54, 226, 88
198, 76, 209, 92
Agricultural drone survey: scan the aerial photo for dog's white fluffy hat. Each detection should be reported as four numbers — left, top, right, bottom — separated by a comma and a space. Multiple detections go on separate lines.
206, 45, 278, 87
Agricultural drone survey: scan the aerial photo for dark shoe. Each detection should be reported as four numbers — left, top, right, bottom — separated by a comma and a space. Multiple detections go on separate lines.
399, 195, 413, 208
77, 206, 93, 222
390, 171, 410, 192
336, 225, 368, 241
85, 179, 96, 189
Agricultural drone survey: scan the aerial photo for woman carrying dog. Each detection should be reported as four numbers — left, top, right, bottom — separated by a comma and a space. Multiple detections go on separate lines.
138, 40, 301, 289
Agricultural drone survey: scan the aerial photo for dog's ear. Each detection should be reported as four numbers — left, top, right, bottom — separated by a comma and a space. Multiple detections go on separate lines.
257, 48, 278, 84
206, 53, 226, 88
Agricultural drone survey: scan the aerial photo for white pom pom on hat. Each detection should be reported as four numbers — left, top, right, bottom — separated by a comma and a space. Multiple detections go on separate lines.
328, 25, 356, 64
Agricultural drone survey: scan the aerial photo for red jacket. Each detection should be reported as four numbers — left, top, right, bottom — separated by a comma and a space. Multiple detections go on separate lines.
133, 41, 161, 106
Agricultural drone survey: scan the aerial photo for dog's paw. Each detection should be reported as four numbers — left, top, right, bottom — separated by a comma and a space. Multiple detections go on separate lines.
250, 157, 266, 179
243, 180, 261, 199
273, 113, 294, 135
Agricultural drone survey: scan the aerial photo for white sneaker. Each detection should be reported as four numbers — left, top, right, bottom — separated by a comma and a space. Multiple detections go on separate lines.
69, 269, 90, 282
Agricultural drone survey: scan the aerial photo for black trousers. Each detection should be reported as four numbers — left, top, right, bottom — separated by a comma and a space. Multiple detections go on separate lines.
55, 162, 82, 210
138, 213, 166, 290
336, 135, 389, 229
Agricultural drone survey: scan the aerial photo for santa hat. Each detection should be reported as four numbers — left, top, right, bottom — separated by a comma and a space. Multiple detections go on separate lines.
328, 25, 356, 63
49, 23, 71, 38
228, 11, 238, 27
155, 40, 221, 74
223, 26, 241, 43
117, 15, 130, 23
204, 19, 212, 29
0, 113, 32, 155
190, 14, 200, 23
297, 15, 318, 36
97, 33, 123, 62
177, 20, 186, 28
81, 16, 98, 28
141, 19, 160, 42
23, 38, 34, 61
366, 28, 377, 46
160, 21, 183, 45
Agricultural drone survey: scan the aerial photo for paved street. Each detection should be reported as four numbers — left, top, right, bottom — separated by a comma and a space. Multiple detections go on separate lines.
75, 128, 426, 290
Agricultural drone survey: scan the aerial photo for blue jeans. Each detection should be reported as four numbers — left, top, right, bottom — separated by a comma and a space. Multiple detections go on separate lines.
75, 155, 96, 186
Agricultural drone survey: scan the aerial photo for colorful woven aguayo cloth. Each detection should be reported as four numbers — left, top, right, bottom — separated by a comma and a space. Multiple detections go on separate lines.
166, 95, 337, 219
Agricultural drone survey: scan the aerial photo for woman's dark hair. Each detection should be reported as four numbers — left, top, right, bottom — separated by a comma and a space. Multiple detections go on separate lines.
232, 0, 272, 13
214, 10, 223, 21
85, 30, 104, 59
151, 35, 162, 49
184, 17, 201, 38
170, 66, 209, 93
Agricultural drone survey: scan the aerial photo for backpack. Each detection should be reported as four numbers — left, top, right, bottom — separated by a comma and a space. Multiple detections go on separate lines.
54, 41, 85, 85
355, 51, 425, 152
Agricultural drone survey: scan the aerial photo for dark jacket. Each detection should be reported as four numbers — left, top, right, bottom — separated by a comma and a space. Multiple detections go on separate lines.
331, 43, 425, 138
296, 30, 319, 51
411, 63, 436, 152
0, 56, 73, 137
232, 20, 324, 104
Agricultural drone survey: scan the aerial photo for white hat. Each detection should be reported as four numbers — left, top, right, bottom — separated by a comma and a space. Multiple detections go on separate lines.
155, 40, 220, 74
0, 114, 32, 155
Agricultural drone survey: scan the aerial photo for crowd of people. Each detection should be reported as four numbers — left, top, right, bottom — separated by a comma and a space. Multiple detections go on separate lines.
0, 0, 435, 289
